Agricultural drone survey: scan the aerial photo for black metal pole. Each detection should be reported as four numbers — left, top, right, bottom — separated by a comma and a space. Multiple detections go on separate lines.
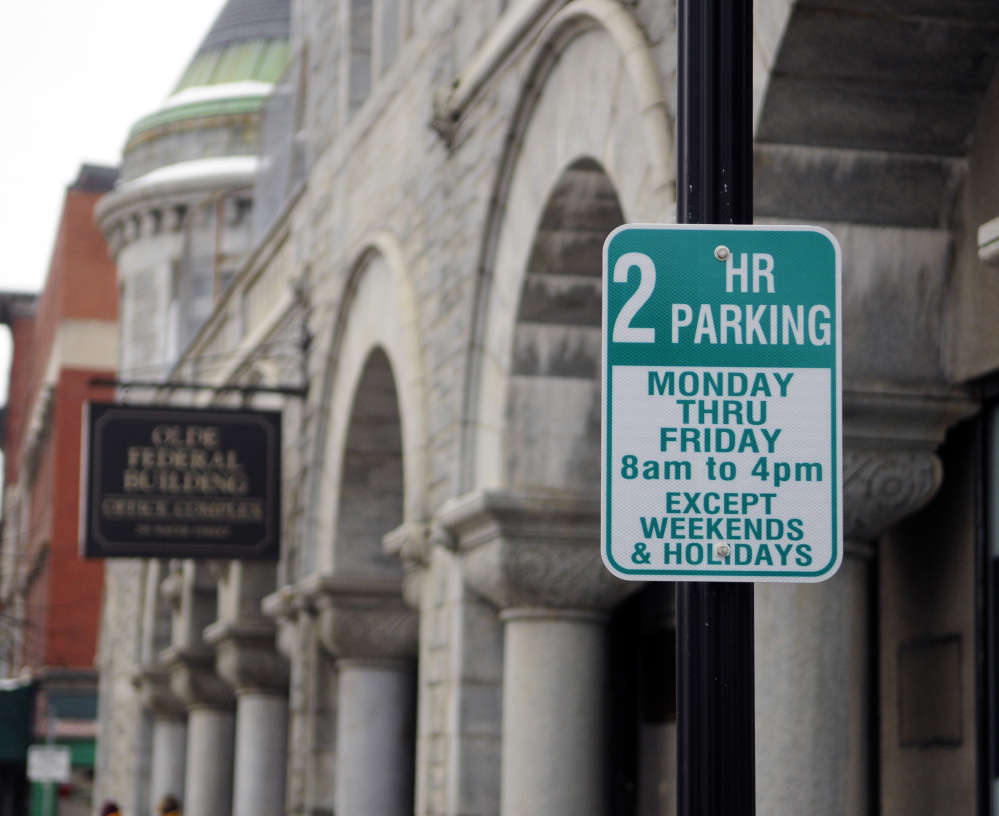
675, 0, 756, 815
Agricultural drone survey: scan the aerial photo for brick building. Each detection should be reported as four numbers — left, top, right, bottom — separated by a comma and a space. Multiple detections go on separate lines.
0, 164, 119, 816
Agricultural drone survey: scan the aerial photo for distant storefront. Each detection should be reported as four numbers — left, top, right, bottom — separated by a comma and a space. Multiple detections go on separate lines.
0, 681, 34, 816
0, 164, 117, 816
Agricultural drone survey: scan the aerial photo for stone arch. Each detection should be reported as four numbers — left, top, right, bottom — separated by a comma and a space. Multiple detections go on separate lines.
310, 234, 427, 574
751, 0, 795, 132
753, 0, 999, 385
755, 0, 999, 232
503, 157, 624, 491
308, 240, 423, 816
334, 347, 405, 577
466, 0, 673, 491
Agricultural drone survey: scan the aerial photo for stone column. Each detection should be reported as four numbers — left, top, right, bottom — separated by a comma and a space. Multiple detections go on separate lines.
313, 576, 419, 816
134, 666, 188, 809
439, 491, 633, 816
755, 544, 873, 815
500, 609, 608, 816
187, 709, 236, 814
208, 621, 290, 816
382, 523, 435, 815
755, 390, 976, 816
134, 562, 190, 810
262, 587, 330, 816
163, 647, 236, 816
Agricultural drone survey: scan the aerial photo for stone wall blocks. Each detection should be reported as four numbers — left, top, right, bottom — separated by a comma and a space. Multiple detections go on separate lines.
455, 735, 503, 816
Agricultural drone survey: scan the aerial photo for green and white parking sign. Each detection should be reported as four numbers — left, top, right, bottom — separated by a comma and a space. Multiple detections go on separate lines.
601, 224, 842, 582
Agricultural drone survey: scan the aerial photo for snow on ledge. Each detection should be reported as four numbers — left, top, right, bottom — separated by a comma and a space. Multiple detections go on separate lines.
121, 156, 260, 192
97, 156, 262, 226
146, 81, 274, 118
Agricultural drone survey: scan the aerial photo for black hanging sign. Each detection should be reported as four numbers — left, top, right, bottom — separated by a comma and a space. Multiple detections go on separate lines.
81, 403, 281, 559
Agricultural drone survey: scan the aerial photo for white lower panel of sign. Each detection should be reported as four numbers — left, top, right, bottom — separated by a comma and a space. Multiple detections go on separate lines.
605, 366, 840, 582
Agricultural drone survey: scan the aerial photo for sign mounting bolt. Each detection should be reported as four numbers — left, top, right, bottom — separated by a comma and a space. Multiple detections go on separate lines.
715, 543, 731, 559
714, 245, 730, 261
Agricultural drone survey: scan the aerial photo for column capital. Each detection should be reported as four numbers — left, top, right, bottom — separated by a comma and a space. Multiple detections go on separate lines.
843, 448, 941, 541
162, 646, 235, 711
437, 490, 634, 613
842, 389, 977, 541
300, 575, 418, 661
205, 621, 290, 696
132, 664, 186, 720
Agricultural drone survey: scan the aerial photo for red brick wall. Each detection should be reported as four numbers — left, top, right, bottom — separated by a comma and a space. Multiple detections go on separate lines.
6, 185, 117, 490
3, 178, 118, 673
42, 369, 112, 667
34, 186, 118, 351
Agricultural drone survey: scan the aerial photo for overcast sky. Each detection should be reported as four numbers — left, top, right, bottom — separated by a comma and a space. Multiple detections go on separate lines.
0, 0, 230, 400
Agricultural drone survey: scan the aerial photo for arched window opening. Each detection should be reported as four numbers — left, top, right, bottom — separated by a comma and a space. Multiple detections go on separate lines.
348, 0, 373, 112
329, 346, 416, 816
505, 157, 624, 491
335, 347, 405, 574
348, 0, 409, 115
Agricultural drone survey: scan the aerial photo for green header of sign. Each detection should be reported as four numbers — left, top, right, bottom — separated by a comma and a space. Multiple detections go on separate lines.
606, 227, 837, 369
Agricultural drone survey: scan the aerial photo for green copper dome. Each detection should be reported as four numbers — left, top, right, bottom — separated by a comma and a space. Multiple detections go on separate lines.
128, 0, 290, 139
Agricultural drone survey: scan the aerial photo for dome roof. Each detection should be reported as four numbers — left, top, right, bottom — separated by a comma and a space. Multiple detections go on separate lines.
195, 0, 290, 53
128, 0, 290, 139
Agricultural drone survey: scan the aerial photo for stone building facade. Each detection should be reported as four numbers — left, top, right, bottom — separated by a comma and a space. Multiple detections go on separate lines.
93, 0, 999, 814
92, 1, 290, 812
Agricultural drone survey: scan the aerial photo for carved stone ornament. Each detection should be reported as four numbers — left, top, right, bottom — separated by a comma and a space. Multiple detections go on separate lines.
301, 574, 418, 661
428, 523, 457, 551
205, 620, 290, 695
132, 664, 186, 720
382, 521, 431, 566
162, 645, 235, 710
159, 565, 185, 612
430, 88, 460, 149
382, 522, 432, 609
261, 585, 306, 661
843, 448, 942, 541
842, 388, 978, 542
437, 490, 636, 613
